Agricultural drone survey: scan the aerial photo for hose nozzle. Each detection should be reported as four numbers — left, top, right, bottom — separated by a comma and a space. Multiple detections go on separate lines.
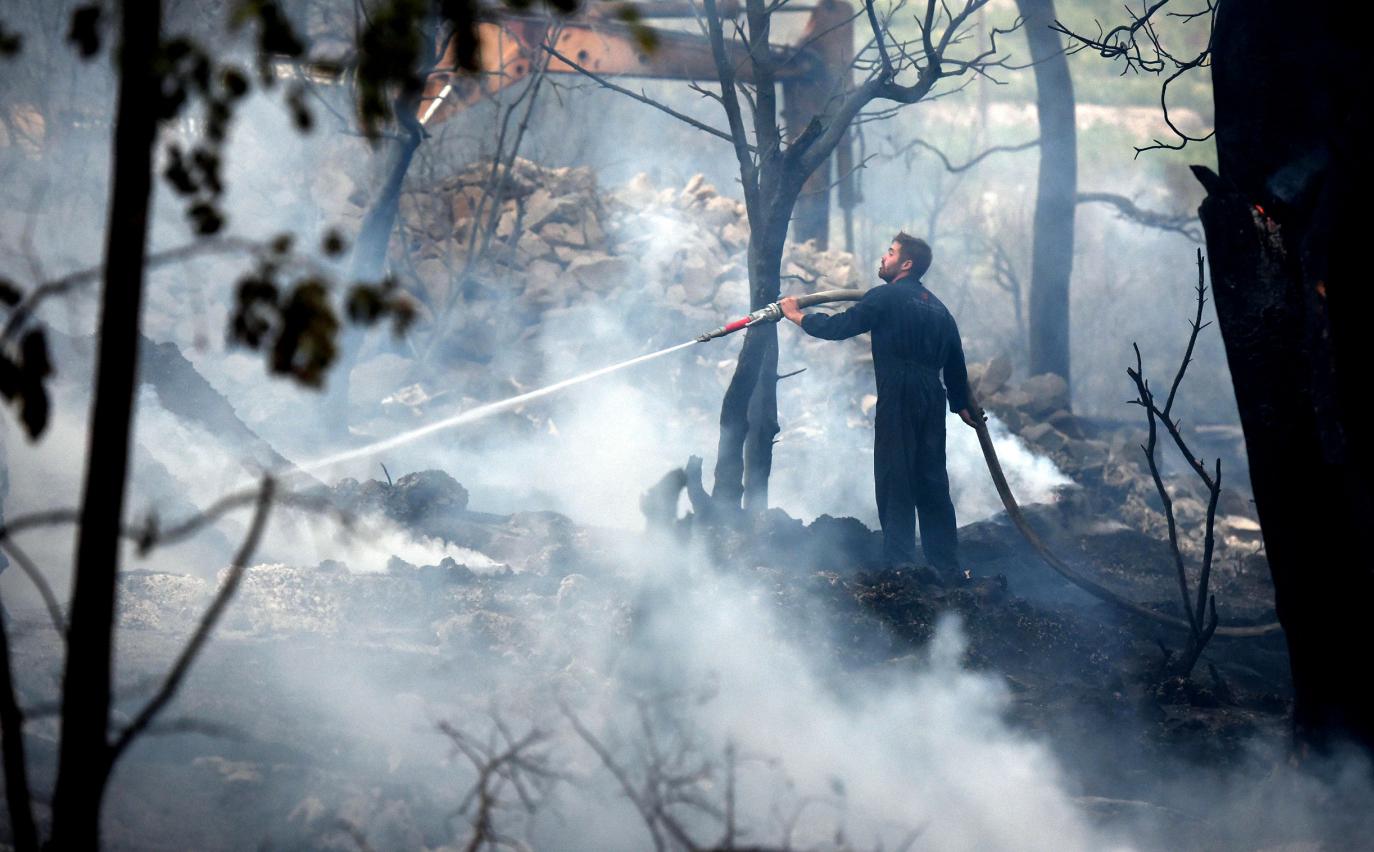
694, 289, 865, 343
695, 303, 782, 342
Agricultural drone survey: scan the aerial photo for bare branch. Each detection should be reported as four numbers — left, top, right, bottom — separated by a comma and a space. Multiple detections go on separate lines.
540, 43, 741, 148
897, 135, 1040, 172
1, 236, 264, 345
705, 0, 763, 208
1051, 0, 1215, 154
108, 477, 276, 764
1076, 191, 1202, 241
0, 537, 63, 634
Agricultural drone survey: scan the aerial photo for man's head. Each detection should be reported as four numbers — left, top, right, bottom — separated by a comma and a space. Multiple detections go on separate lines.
877, 232, 932, 283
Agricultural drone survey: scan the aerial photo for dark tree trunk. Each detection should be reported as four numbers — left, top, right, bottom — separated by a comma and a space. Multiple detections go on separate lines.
323, 123, 425, 436
1201, 0, 1372, 752
713, 227, 786, 511
49, 0, 162, 845
1018, 0, 1077, 387
742, 321, 780, 510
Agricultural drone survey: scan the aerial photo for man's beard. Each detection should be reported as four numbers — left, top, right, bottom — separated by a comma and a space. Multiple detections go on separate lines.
877, 263, 892, 282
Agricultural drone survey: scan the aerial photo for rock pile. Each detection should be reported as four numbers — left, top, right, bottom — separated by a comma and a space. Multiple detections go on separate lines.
969, 356, 1263, 561
389, 158, 863, 336
376, 156, 1264, 563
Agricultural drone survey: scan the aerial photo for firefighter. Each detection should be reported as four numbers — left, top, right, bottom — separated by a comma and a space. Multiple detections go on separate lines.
780, 233, 979, 582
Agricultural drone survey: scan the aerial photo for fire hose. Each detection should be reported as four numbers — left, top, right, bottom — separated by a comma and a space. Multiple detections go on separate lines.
697, 290, 1281, 638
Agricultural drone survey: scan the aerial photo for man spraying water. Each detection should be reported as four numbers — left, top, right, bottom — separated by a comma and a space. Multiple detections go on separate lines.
779, 233, 979, 584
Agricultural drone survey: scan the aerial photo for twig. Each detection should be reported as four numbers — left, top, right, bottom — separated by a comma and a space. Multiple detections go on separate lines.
0, 537, 64, 634
541, 43, 742, 148
1, 236, 263, 345
1076, 191, 1201, 241
1126, 251, 1239, 672
894, 135, 1039, 173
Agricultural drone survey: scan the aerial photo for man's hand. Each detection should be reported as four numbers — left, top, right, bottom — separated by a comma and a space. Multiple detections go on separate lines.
958, 407, 985, 429
779, 296, 804, 326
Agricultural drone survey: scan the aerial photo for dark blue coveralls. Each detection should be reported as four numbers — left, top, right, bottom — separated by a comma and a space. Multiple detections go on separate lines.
800, 278, 971, 572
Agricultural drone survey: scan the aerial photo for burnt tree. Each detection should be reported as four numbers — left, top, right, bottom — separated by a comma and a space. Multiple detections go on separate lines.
1058, 0, 1371, 751
1198, 1, 1371, 752
695, 0, 1013, 510
49, 0, 162, 843
1016, 0, 1076, 388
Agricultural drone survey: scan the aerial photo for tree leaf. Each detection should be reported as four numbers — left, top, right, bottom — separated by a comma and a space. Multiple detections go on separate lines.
68, 5, 104, 59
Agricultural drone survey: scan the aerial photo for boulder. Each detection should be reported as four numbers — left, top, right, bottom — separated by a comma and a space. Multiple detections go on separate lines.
541, 221, 587, 247
524, 189, 582, 230
1020, 422, 1069, 453
414, 258, 452, 307
979, 355, 1013, 397
516, 230, 554, 263
1020, 373, 1070, 415
567, 254, 631, 291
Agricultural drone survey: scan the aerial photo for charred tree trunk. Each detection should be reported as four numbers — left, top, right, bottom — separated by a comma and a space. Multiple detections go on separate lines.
1018, 0, 1076, 388
49, 0, 162, 845
1200, 0, 1373, 752
742, 321, 780, 509
324, 117, 425, 436
714, 229, 786, 511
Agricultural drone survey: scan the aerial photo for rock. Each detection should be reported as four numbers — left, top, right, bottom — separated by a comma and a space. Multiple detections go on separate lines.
567, 254, 631, 291
525, 259, 565, 305
1171, 496, 1207, 524
677, 255, 717, 303
557, 573, 589, 608
399, 192, 445, 231
1063, 438, 1111, 468
680, 173, 716, 206
414, 258, 452, 307
581, 209, 606, 246
993, 388, 1032, 411
1020, 373, 1070, 414
389, 470, 470, 520
1021, 422, 1069, 453
980, 355, 1013, 396
620, 172, 658, 205
524, 189, 583, 230
720, 221, 750, 249
1047, 408, 1085, 439
541, 221, 587, 247
496, 208, 517, 238
450, 185, 486, 222
516, 230, 554, 262
702, 195, 740, 228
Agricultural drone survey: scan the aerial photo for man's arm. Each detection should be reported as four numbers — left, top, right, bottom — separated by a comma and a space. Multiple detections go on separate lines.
780, 291, 879, 340
943, 315, 974, 416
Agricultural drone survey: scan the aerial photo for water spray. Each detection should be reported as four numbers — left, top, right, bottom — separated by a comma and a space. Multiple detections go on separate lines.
293, 289, 867, 477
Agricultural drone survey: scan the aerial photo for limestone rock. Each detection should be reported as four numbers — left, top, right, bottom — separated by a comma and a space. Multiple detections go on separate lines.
567, 254, 631, 291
